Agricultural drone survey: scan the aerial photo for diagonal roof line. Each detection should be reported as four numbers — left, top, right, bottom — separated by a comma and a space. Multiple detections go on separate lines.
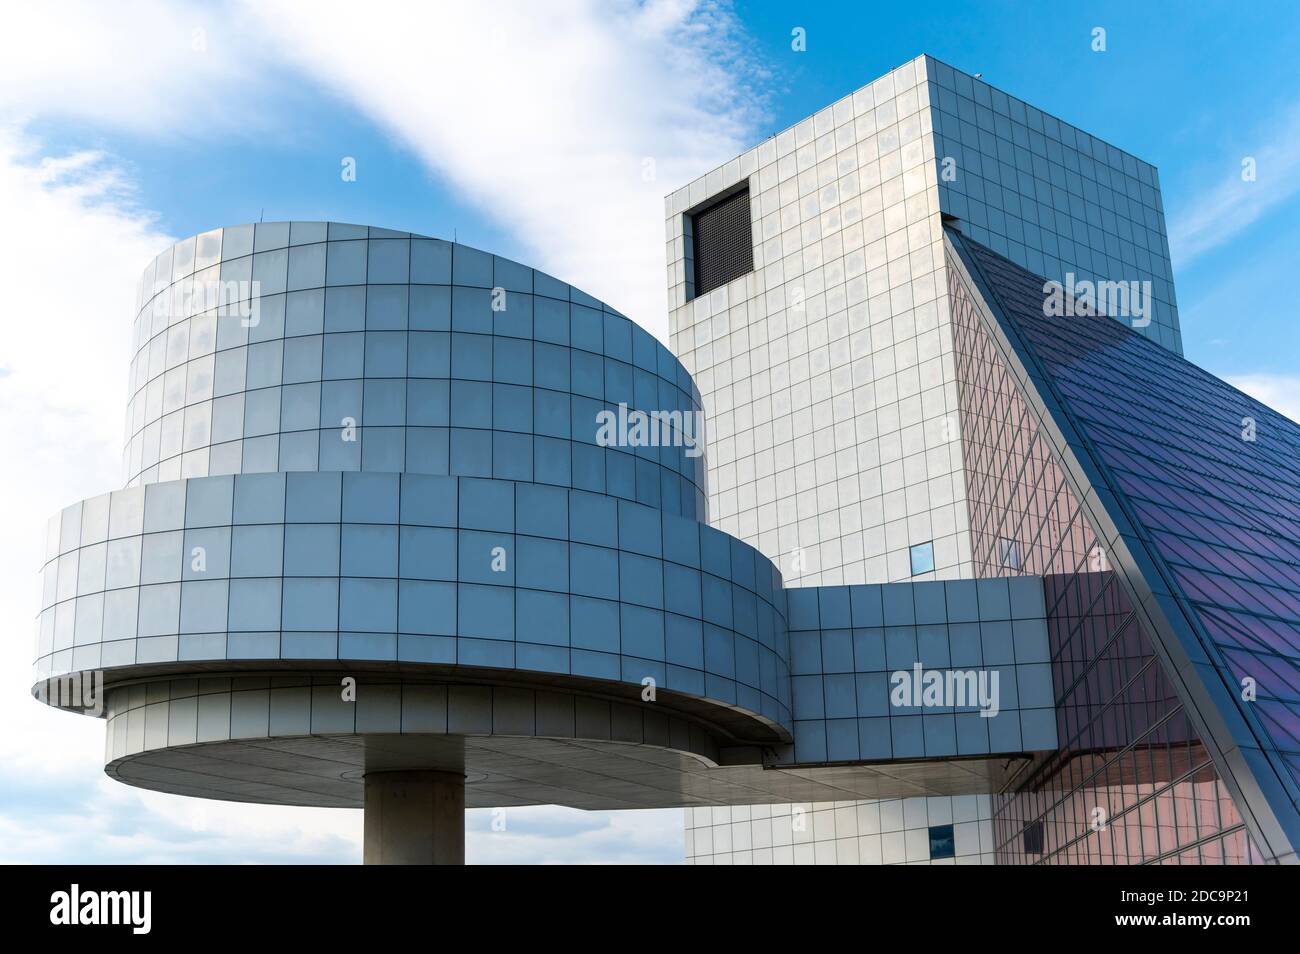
943, 224, 1300, 863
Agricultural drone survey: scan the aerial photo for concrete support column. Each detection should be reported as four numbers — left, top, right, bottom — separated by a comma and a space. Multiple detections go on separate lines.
363, 769, 466, 865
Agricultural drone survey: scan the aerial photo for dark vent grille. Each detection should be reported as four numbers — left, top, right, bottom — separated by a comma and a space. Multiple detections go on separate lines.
691, 188, 753, 297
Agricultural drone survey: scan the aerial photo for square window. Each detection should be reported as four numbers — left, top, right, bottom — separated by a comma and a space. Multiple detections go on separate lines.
909, 541, 934, 575
997, 536, 1022, 570
688, 187, 754, 299
928, 823, 955, 860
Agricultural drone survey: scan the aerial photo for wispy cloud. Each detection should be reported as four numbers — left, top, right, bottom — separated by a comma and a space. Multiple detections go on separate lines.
0, 1, 290, 136
1225, 373, 1300, 424
0, 125, 176, 862
467, 806, 683, 864
0, 130, 685, 861
1167, 100, 1300, 265
0, 774, 361, 864
243, 0, 768, 338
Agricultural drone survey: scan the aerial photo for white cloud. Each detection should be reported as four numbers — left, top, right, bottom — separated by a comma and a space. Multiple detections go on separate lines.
467, 806, 683, 864
0, 773, 362, 864
243, 0, 767, 339
1, 1, 767, 334
0, 1, 277, 135
0, 126, 170, 772
1167, 101, 1300, 266
0, 133, 359, 867
1225, 374, 1300, 424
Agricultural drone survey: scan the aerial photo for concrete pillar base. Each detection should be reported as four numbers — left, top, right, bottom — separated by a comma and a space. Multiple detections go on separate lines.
363, 769, 466, 865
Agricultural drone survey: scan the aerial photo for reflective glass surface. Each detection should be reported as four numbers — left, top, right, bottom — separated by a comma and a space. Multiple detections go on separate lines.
38, 473, 792, 730
927, 56, 1181, 354
124, 223, 708, 521
950, 234, 1272, 862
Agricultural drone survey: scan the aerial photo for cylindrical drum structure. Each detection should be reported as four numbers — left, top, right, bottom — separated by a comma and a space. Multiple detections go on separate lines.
34, 223, 794, 861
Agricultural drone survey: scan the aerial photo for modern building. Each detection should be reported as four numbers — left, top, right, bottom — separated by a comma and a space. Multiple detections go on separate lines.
671, 55, 1294, 864
33, 57, 1298, 865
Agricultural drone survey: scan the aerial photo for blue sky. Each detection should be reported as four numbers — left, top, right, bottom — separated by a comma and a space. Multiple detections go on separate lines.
22, 0, 1300, 375
1, 0, 1297, 864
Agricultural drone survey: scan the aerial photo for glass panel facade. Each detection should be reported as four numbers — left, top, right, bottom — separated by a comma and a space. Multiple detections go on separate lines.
960, 232, 1300, 841
926, 56, 1181, 354
37, 472, 792, 733
124, 224, 709, 522
667, 54, 1193, 865
949, 237, 1267, 863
